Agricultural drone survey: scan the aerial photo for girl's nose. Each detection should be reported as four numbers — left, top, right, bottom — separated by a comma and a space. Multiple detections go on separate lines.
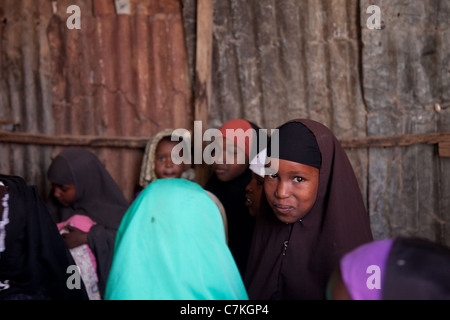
275, 181, 289, 199
53, 187, 61, 198
165, 158, 173, 167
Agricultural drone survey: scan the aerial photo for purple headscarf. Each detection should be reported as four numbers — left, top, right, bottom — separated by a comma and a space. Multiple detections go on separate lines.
340, 238, 394, 300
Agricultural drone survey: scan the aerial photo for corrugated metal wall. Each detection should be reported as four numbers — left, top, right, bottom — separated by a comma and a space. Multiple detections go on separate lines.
1, 0, 449, 245
0, 0, 193, 201
205, 0, 369, 205
361, 0, 450, 244
183, 0, 450, 245
209, 0, 366, 132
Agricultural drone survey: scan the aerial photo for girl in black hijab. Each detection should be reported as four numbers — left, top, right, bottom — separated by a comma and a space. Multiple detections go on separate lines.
46, 147, 129, 298
244, 119, 373, 300
0, 174, 88, 300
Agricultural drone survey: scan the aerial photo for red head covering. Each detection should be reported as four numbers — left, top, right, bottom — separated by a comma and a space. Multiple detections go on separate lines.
219, 119, 254, 159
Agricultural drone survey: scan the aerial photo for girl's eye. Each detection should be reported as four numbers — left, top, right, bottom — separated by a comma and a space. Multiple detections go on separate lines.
256, 179, 264, 186
269, 174, 278, 179
157, 156, 166, 162
294, 176, 304, 183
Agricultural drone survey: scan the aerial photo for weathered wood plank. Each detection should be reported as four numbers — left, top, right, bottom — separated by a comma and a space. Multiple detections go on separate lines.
439, 141, 450, 158
0, 130, 148, 149
2, 130, 450, 153
194, 0, 214, 186
340, 132, 450, 149
194, 0, 213, 126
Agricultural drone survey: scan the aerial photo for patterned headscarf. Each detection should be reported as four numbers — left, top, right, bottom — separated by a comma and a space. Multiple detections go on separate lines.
139, 128, 194, 188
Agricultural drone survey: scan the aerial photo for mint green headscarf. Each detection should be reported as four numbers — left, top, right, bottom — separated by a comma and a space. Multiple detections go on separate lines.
105, 179, 248, 300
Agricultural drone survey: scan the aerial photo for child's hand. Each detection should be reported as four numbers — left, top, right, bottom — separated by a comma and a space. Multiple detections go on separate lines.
62, 224, 88, 249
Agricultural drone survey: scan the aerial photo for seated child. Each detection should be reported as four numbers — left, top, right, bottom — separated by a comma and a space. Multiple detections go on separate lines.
46, 147, 129, 299
139, 128, 229, 241
138, 128, 193, 191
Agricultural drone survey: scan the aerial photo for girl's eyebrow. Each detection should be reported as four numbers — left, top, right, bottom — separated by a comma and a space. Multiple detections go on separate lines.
287, 171, 307, 175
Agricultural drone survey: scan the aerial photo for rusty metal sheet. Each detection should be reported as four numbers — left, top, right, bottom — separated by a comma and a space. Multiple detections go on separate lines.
0, 0, 193, 202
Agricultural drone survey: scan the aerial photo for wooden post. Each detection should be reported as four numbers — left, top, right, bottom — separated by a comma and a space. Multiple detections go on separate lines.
194, 0, 214, 186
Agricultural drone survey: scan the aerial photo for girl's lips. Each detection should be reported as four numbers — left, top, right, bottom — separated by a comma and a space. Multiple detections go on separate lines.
214, 167, 227, 175
245, 197, 253, 207
163, 172, 177, 178
273, 204, 295, 214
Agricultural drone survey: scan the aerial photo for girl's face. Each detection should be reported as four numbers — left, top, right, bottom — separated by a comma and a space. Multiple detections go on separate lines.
211, 137, 248, 182
52, 183, 77, 207
264, 158, 319, 224
245, 173, 265, 216
155, 139, 187, 179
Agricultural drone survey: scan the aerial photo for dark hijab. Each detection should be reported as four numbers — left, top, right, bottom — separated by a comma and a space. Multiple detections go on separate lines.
0, 174, 88, 300
46, 147, 129, 297
244, 119, 373, 300
383, 237, 450, 300
204, 169, 253, 276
